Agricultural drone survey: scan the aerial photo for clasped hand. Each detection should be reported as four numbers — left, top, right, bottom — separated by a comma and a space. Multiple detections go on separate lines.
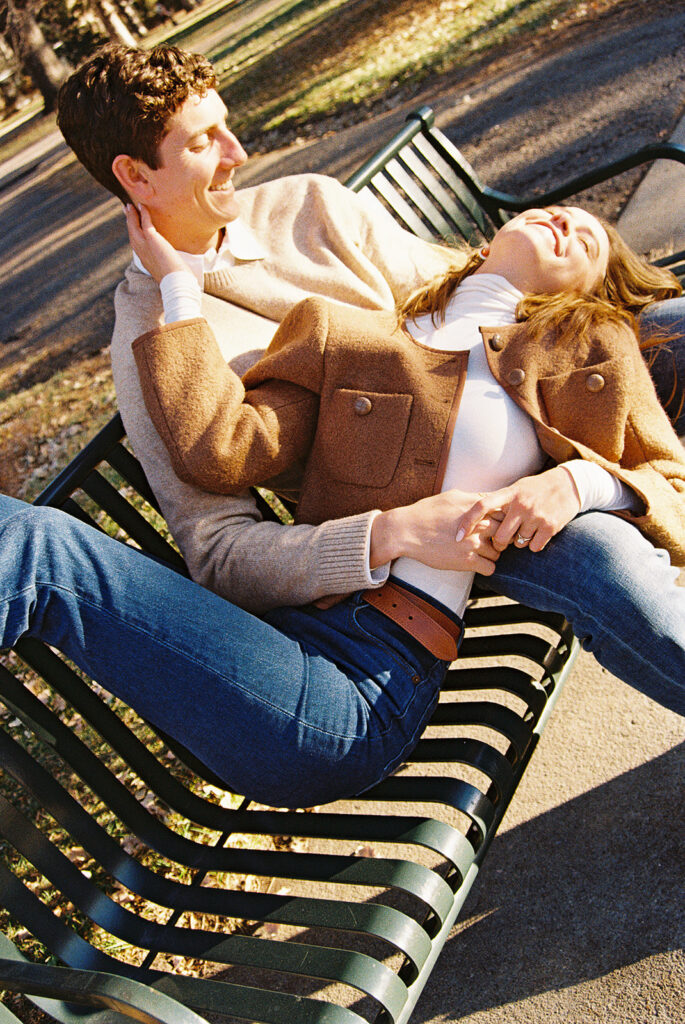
372, 466, 581, 576
456, 465, 581, 553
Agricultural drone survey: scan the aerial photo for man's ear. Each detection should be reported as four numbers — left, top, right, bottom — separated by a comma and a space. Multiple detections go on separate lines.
111, 155, 155, 203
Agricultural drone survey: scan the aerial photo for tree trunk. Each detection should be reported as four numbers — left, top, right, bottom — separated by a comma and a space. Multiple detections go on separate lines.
91, 0, 138, 46
3, 1, 70, 112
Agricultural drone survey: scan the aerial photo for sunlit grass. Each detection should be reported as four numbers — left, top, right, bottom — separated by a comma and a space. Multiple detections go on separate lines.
213, 0, 588, 138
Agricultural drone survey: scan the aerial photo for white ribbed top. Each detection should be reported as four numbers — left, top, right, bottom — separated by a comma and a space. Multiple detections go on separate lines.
393, 275, 545, 614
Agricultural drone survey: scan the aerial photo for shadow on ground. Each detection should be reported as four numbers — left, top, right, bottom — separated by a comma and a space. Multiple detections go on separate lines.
413, 742, 685, 1021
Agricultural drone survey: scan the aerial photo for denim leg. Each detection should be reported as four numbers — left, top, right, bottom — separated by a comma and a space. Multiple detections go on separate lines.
485, 511, 685, 715
0, 495, 444, 805
639, 298, 685, 435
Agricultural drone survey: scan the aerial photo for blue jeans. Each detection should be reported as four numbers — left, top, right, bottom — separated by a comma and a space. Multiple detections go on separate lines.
0, 494, 683, 812
640, 298, 685, 435
487, 512, 685, 715
0, 495, 448, 807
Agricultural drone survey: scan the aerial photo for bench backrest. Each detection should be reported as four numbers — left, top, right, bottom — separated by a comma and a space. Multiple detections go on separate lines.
346, 105, 685, 282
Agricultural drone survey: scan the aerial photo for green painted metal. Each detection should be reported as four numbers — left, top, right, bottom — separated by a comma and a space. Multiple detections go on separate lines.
347, 105, 685, 247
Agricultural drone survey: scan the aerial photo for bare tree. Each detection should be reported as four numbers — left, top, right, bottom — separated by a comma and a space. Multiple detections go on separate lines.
1, 0, 70, 111
90, 0, 137, 46
117, 0, 147, 37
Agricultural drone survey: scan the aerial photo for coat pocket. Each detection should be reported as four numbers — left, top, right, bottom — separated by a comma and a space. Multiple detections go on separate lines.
538, 360, 628, 463
317, 388, 414, 487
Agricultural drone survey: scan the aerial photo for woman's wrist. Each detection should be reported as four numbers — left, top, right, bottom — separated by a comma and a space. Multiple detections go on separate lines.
369, 507, 410, 568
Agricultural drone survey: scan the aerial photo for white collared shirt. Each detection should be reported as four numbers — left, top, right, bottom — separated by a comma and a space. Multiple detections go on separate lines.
133, 218, 266, 320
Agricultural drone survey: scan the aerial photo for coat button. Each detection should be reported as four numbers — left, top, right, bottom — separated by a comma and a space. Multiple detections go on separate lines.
489, 333, 504, 351
354, 396, 373, 415
586, 373, 605, 393
508, 368, 526, 386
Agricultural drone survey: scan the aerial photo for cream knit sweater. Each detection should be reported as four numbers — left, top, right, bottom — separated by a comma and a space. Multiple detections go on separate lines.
112, 173, 449, 612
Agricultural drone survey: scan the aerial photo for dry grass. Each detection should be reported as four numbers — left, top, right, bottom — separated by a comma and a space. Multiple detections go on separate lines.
0, 350, 116, 500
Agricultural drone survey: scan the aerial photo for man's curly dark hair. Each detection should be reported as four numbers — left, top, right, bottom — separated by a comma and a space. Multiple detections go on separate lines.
57, 43, 217, 202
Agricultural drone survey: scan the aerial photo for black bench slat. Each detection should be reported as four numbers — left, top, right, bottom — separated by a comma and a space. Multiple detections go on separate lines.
106, 443, 163, 514
366, 171, 438, 242
410, 736, 514, 793
0, 723, 454, 931
428, 700, 533, 763
442, 665, 548, 714
459, 632, 558, 665
0, 930, 364, 1024
364, 775, 494, 842
343, 107, 434, 191
7, 642, 476, 875
0, 836, 409, 1022
32, 414, 127, 510
80, 471, 186, 572
0, 939, 206, 1024
409, 133, 495, 240
394, 145, 484, 245
381, 156, 459, 240
465, 598, 571, 636
0, 790, 432, 992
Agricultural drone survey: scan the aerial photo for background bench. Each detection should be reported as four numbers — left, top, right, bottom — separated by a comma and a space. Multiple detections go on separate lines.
1, 107, 683, 1024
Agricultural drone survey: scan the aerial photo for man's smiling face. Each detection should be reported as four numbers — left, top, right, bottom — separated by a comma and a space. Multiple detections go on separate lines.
139, 89, 247, 254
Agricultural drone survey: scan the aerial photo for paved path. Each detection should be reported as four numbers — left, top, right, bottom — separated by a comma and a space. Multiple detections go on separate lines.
619, 115, 685, 255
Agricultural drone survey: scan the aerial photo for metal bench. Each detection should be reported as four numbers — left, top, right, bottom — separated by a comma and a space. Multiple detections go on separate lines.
1, 107, 683, 1024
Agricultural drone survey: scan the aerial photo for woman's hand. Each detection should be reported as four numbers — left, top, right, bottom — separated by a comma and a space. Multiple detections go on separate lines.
456, 465, 581, 553
370, 489, 502, 576
124, 203, 187, 282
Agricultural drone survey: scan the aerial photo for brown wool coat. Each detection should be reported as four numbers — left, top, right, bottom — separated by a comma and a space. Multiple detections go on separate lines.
133, 297, 685, 565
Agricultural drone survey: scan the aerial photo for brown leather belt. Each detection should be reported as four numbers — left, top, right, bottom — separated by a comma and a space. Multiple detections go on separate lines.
361, 580, 462, 662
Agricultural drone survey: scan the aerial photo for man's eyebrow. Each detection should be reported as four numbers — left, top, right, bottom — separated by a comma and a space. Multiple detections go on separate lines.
186, 115, 229, 143
186, 127, 210, 142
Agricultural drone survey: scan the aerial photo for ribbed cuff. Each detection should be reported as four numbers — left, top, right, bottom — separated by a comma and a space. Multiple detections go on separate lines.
160, 271, 203, 325
312, 511, 390, 595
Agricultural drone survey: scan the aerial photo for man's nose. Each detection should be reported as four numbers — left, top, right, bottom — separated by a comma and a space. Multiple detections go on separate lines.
220, 131, 247, 167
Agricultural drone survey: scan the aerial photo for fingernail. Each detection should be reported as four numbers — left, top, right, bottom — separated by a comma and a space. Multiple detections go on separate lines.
455, 528, 465, 542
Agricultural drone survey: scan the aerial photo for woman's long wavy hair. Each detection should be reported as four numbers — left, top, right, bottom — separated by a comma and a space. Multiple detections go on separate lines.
399, 215, 682, 350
